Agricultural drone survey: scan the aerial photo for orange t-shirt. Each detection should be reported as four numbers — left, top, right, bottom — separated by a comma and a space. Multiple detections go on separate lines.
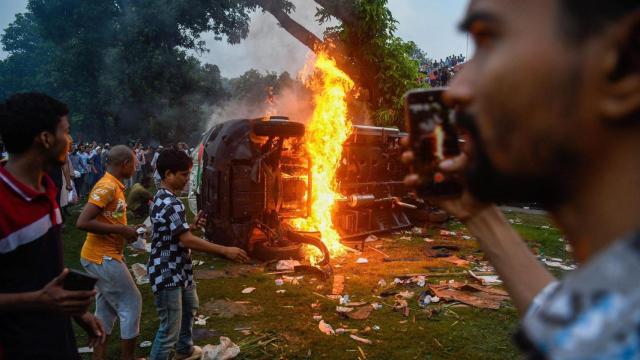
80, 172, 127, 263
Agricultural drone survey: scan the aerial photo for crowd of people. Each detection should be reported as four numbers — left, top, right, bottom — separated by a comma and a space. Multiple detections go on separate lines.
0, 93, 245, 360
417, 54, 466, 87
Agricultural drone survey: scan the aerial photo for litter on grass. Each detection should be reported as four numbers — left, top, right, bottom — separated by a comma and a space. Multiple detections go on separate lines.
276, 260, 301, 271
202, 337, 241, 360
241, 287, 256, 294
350, 334, 372, 344
130, 263, 149, 285
139, 341, 152, 348
319, 320, 335, 335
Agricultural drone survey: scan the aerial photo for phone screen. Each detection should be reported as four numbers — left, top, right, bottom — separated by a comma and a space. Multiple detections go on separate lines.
404, 88, 462, 198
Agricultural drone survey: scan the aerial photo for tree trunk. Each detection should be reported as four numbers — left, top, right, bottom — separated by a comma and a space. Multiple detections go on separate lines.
257, 0, 322, 51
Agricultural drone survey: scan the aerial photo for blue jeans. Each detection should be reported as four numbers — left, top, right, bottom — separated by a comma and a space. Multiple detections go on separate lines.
150, 286, 199, 360
81, 257, 142, 339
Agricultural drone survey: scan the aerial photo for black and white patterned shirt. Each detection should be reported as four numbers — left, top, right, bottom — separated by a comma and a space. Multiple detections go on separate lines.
148, 188, 193, 293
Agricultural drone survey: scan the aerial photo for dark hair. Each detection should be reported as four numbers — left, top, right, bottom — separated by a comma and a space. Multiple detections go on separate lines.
156, 149, 192, 179
0, 93, 69, 155
560, 1, 640, 40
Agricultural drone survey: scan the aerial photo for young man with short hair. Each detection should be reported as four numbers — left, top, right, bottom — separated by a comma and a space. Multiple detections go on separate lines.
0, 92, 105, 359
76, 145, 144, 360
405, 0, 640, 357
148, 149, 249, 360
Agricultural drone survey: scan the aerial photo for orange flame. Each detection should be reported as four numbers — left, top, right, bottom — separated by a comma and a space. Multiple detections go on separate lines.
434, 125, 445, 160
292, 51, 354, 263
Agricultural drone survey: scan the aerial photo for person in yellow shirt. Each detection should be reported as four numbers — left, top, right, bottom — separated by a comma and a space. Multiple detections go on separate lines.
76, 145, 143, 360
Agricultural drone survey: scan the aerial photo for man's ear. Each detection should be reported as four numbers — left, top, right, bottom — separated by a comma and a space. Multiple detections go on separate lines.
36, 131, 55, 150
599, 11, 640, 125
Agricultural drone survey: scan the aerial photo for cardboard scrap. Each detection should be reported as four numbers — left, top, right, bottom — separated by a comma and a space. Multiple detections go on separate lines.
276, 259, 301, 271
347, 305, 374, 320
429, 282, 509, 309
441, 256, 470, 267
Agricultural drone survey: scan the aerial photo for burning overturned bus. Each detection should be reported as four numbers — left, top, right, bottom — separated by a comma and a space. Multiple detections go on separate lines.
187, 116, 423, 267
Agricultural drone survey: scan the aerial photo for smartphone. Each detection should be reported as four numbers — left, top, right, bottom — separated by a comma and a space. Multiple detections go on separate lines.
63, 268, 98, 291
404, 88, 462, 198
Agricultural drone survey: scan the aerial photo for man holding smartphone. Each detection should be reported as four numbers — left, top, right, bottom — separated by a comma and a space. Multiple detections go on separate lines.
406, 0, 640, 357
77, 145, 144, 360
0, 93, 105, 359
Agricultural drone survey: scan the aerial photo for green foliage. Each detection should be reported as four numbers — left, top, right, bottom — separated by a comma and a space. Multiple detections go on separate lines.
322, 0, 424, 128
0, 0, 294, 144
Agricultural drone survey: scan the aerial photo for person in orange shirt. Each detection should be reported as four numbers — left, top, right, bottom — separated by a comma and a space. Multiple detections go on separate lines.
77, 145, 143, 360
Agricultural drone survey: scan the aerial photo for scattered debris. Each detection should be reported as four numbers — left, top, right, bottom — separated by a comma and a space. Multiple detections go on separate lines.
365, 235, 379, 242
418, 292, 440, 307
441, 256, 470, 267
399, 236, 412, 241
393, 298, 410, 317
77, 347, 93, 354
411, 227, 424, 235
192, 260, 205, 266
202, 337, 241, 360
336, 328, 358, 334
429, 282, 509, 309
276, 260, 301, 271
282, 275, 303, 285
350, 334, 372, 345
194, 315, 210, 326
468, 270, 503, 286
313, 315, 323, 321
367, 246, 390, 257
462, 235, 472, 240
339, 295, 351, 305
332, 275, 345, 295
371, 303, 383, 310
416, 275, 426, 287
377, 279, 387, 288
397, 291, 415, 300
424, 237, 435, 242
276, 290, 286, 294
241, 287, 256, 294
356, 257, 369, 264
319, 320, 335, 335
439, 230, 457, 237
275, 278, 284, 286
139, 341, 152, 348
541, 258, 577, 271
347, 305, 374, 320
336, 306, 354, 314
130, 263, 149, 285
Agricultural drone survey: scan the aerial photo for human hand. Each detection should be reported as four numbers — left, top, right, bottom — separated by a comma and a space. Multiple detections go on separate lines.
190, 211, 207, 231
74, 312, 106, 348
37, 269, 95, 316
223, 247, 250, 263
120, 225, 139, 243
403, 151, 490, 223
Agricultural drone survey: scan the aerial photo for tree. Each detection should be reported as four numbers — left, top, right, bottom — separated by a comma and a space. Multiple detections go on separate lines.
0, 0, 296, 143
259, 0, 422, 128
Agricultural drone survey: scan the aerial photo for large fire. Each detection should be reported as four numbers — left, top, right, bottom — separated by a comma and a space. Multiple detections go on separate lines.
292, 51, 354, 263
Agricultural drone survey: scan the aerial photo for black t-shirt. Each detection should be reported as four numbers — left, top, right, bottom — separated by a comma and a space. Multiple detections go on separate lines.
0, 166, 79, 359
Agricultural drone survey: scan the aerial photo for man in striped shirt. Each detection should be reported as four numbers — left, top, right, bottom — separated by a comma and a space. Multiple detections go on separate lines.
0, 93, 105, 359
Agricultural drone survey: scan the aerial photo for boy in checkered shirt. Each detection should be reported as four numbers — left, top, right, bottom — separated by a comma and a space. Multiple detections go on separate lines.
148, 149, 249, 360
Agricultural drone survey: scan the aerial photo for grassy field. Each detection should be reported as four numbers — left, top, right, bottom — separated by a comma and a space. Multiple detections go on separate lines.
62, 203, 572, 359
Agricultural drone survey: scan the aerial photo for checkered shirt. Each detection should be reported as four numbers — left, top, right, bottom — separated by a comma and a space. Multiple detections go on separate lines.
147, 188, 192, 293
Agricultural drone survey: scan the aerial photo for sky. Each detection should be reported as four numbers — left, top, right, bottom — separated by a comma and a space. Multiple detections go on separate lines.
0, 0, 470, 78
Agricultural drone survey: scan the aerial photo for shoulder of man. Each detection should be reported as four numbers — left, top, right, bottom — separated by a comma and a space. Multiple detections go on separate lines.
88, 177, 117, 208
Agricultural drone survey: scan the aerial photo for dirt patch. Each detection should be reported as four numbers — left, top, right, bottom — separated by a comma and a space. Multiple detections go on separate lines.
201, 299, 263, 319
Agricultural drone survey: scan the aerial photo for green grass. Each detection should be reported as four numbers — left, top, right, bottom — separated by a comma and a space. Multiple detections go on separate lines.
62, 204, 572, 359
